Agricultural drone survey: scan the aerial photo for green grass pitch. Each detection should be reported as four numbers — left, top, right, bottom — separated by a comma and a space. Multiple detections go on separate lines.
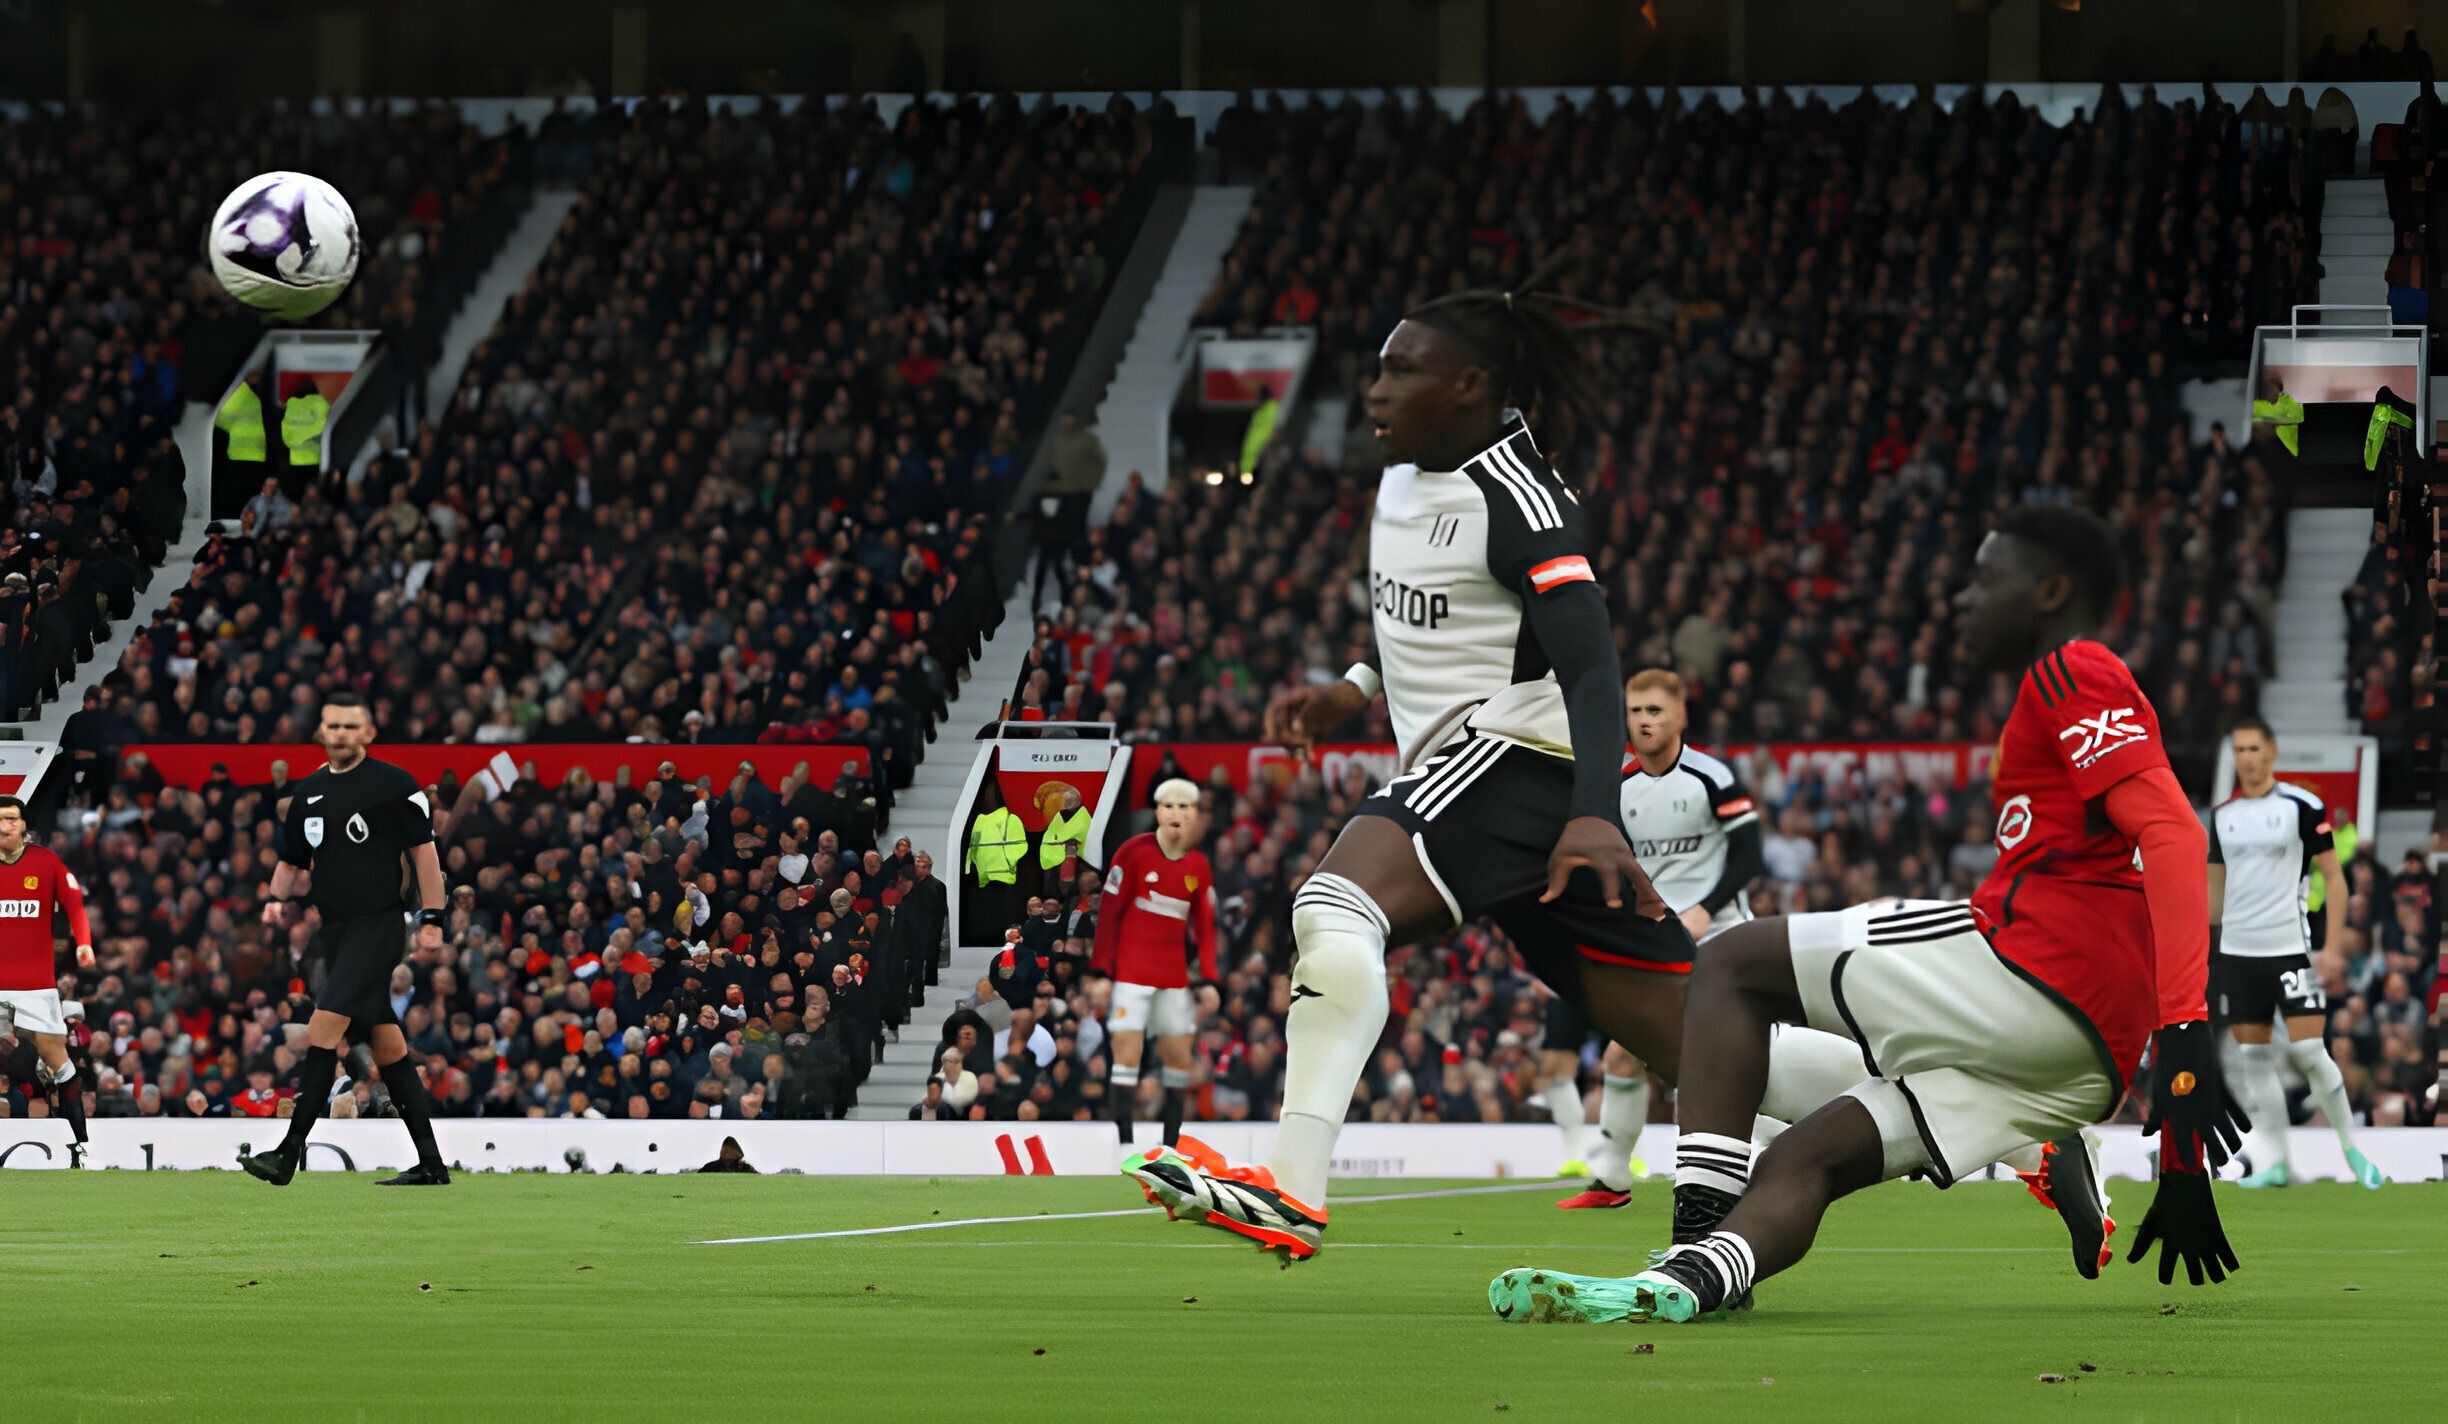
12, 1171, 2440, 1422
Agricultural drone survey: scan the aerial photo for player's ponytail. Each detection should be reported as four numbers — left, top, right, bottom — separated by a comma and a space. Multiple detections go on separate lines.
1403, 247, 1655, 454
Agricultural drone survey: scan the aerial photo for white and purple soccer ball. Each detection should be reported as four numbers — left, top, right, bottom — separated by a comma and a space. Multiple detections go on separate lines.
205, 171, 360, 321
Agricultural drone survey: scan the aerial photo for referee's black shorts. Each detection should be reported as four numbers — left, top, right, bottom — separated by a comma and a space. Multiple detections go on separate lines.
315, 909, 408, 1027
1353, 732, 1696, 1002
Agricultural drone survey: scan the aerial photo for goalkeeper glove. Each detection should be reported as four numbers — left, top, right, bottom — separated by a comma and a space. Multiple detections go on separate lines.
2141, 1019, 2248, 1171
2126, 1147, 2240, 1286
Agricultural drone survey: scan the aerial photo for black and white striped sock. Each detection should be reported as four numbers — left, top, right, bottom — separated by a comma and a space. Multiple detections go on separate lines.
1675, 1131, 1753, 1194
1672, 1131, 1751, 1243
1657, 1232, 1756, 1315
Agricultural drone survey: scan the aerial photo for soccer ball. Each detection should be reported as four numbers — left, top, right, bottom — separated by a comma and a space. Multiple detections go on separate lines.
205, 171, 361, 321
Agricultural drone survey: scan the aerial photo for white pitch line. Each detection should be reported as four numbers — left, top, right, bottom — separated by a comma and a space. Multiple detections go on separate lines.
726, 1239, 2434, 1256
693, 1178, 1569, 1245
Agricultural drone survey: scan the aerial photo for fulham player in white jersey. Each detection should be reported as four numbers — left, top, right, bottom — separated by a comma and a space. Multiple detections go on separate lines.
1554, 669, 1870, 1210
1555, 669, 1763, 1206
2210, 717, 2382, 1188
1127, 272, 1696, 1261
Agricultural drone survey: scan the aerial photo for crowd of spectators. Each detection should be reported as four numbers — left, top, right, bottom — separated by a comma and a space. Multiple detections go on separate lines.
910, 720, 2438, 1132
68, 92, 1159, 781
2345, 443, 2433, 786
1194, 86, 2307, 789
6, 85, 2436, 1143
2318, 845, 2443, 1126
2, 746, 956, 1124
0, 102, 527, 724
964, 86, 2435, 1131
9, 91, 1176, 1132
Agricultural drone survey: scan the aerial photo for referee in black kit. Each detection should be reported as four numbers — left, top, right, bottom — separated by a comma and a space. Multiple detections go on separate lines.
240, 692, 453, 1186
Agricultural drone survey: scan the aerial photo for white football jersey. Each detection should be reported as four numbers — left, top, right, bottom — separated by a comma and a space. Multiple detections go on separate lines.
2210, 782, 2332, 956
1619, 744, 1759, 932
1368, 423, 1595, 767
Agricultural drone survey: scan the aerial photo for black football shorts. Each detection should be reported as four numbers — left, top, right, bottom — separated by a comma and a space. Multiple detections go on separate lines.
1355, 732, 1696, 1002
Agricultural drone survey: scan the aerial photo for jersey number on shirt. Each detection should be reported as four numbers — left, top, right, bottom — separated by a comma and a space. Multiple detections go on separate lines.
2279, 964, 2327, 1011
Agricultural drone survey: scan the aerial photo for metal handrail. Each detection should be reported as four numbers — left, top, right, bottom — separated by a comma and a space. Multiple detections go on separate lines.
2282, 304, 2423, 337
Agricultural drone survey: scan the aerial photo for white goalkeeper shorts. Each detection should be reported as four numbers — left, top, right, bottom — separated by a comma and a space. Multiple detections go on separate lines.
1108, 980, 1195, 1039
0, 987, 67, 1037
1786, 899, 2117, 1187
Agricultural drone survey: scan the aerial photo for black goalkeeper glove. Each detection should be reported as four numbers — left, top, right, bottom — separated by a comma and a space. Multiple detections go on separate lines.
2140, 1019, 2248, 1171
2126, 1154, 2240, 1285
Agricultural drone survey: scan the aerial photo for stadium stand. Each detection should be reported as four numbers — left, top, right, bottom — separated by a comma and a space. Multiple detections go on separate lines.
24, 92, 1185, 1124
11, 88, 2434, 1141
0, 101, 530, 723
953, 85, 2437, 1133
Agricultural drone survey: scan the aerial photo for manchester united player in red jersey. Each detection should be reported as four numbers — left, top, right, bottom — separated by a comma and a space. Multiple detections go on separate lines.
1490, 505, 2252, 1325
1095, 778, 1216, 1150
0, 795, 96, 1166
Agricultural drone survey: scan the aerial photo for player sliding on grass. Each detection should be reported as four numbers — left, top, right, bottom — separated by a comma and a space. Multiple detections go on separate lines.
0, 795, 95, 1167
1127, 266, 1710, 1261
1492, 505, 2251, 1324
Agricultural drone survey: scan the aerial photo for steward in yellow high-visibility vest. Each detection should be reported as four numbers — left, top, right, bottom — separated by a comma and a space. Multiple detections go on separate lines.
282, 389, 330, 467
966, 805, 1026, 887
1040, 789, 1092, 869
215, 383, 267, 462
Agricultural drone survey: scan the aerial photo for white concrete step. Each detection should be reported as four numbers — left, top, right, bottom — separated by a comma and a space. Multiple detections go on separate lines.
2324, 214, 2396, 236
2325, 233, 2395, 256
1093, 185, 1258, 516
2263, 680, 2348, 721
843, 577, 1056, 1120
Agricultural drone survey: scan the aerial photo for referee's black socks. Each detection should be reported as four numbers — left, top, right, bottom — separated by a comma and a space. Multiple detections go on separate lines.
379, 1058, 445, 1169
281, 1045, 342, 1153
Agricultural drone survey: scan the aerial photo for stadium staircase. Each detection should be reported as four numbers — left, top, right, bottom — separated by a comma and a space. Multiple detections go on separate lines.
423, 192, 585, 421
849, 578, 1041, 1119
345, 188, 585, 486
2279, 176, 2430, 861
22, 402, 220, 747
2265, 507, 2368, 741
1089, 186, 1258, 523
2315, 177, 2390, 306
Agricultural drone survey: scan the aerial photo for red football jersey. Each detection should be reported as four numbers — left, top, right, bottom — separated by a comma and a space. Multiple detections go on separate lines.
1091, 833, 1216, 990
1971, 639, 2164, 1088
0, 845, 91, 992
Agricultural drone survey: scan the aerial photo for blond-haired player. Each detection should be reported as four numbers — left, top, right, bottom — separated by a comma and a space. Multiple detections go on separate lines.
1095, 778, 1216, 1149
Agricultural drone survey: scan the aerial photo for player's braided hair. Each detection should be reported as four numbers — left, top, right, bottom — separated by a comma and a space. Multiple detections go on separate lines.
1402, 248, 1654, 444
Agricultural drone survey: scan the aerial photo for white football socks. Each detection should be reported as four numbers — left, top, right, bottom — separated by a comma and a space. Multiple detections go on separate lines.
1545, 1075, 1588, 1163
1587, 1073, 1649, 1190
2234, 1039, 2292, 1171
1268, 873, 1391, 1211
2286, 1035, 2361, 1158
